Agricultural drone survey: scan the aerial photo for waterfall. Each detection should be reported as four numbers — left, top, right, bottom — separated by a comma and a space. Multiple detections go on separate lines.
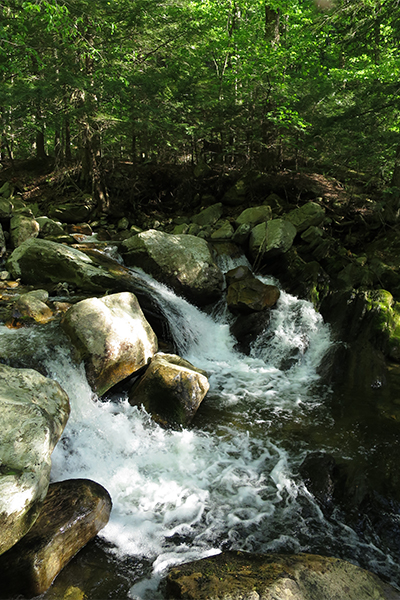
1, 268, 398, 598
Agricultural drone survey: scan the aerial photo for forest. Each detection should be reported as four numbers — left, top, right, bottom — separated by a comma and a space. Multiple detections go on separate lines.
1, 0, 400, 215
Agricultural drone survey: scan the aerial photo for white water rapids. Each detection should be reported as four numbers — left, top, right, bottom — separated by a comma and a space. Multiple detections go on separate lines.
1, 265, 398, 597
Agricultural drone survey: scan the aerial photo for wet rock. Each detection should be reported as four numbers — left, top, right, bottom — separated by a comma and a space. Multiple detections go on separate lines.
0, 479, 112, 598
0, 364, 70, 555
230, 311, 271, 354
13, 289, 54, 325
129, 352, 209, 427
164, 550, 400, 600
299, 451, 338, 515
61, 292, 158, 396
122, 229, 224, 306
226, 266, 280, 314
6, 238, 119, 292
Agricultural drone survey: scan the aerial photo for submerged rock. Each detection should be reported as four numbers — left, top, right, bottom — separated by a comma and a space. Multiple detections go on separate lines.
121, 229, 224, 306
164, 550, 400, 600
0, 364, 70, 555
0, 479, 111, 598
129, 352, 209, 427
61, 292, 158, 396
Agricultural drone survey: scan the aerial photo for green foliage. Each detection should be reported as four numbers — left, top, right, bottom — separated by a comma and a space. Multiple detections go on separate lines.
1, 0, 400, 183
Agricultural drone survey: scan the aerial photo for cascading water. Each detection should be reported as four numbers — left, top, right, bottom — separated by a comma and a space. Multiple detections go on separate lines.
1, 265, 399, 598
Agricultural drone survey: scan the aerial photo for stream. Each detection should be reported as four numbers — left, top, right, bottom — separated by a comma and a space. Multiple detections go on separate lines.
1, 259, 400, 599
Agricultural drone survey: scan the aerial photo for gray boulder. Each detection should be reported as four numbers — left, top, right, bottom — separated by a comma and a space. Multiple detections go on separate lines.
235, 205, 272, 228
191, 203, 223, 228
249, 218, 297, 261
13, 289, 53, 325
165, 551, 400, 600
61, 292, 158, 396
211, 221, 234, 240
0, 364, 70, 555
0, 479, 112, 598
129, 352, 209, 427
122, 229, 224, 305
10, 215, 40, 248
285, 201, 326, 232
6, 238, 119, 292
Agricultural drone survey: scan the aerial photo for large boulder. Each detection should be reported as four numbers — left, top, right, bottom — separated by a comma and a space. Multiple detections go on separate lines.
6, 238, 119, 293
121, 229, 224, 305
61, 292, 158, 396
10, 215, 40, 248
249, 219, 297, 262
0, 364, 70, 555
128, 352, 209, 427
164, 551, 400, 600
235, 205, 272, 228
285, 201, 326, 232
0, 479, 112, 598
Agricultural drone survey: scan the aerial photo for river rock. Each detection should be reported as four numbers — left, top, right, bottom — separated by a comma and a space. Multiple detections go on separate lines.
128, 352, 209, 427
121, 229, 224, 306
235, 205, 272, 228
0, 478, 112, 598
285, 201, 326, 232
48, 195, 95, 223
13, 289, 53, 325
249, 219, 297, 262
230, 311, 272, 354
211, 220, 234, 240
191, 203, 223, 228
226, 266, 280, 314
61, 292, 157, 396
6, 238, 119, 292
0, 364, 70, 555
164, 550, 400, 600
10, 214, 40, 248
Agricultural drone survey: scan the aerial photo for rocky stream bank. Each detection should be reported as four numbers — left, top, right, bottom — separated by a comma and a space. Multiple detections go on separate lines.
1, 163, 400, 598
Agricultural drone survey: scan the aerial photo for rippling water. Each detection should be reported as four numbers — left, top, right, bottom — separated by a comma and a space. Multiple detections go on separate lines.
1, 265, 399, 599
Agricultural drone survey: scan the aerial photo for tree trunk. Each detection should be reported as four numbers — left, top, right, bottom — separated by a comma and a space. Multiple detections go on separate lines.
391, 144, 400, 190
36, 129, 47, 160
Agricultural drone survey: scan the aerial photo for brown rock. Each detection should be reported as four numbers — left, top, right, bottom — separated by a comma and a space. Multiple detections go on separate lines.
225, 267, 280, 314
164, 550, 400, 600
129, 352, 209, 427
0, 479, 112, 598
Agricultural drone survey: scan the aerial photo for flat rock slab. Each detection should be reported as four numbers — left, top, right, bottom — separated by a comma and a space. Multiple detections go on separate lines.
0, 478, 112, 598
164, 551, 400, 600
